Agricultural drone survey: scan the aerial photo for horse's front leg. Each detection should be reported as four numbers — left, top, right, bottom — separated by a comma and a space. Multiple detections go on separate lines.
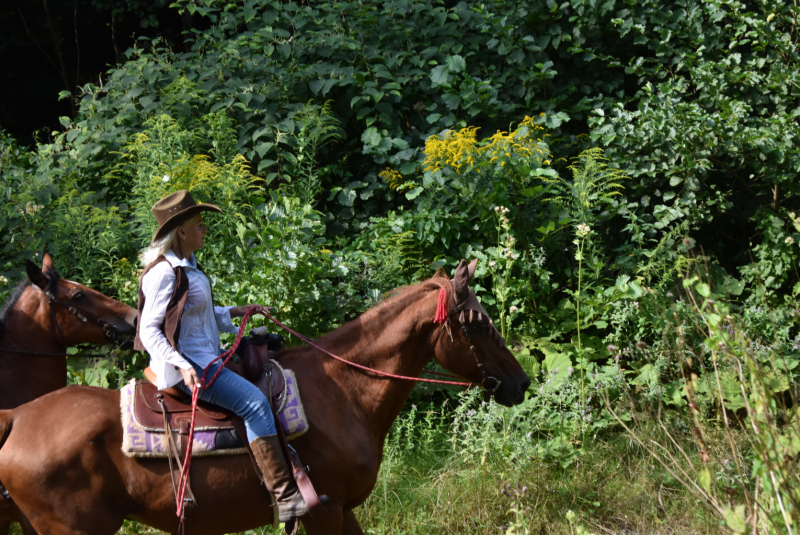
342, 509, 364, 535
301, 507, 344, 535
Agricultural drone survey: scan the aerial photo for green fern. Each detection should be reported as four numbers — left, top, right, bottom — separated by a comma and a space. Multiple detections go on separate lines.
547, 147, 627, 224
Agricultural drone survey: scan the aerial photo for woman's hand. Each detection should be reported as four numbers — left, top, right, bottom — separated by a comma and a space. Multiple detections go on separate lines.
230, 304, 271, 318
180, 367, 203, 391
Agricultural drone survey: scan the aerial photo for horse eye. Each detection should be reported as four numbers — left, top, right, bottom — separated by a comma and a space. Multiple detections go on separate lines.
72, 292, 84, 301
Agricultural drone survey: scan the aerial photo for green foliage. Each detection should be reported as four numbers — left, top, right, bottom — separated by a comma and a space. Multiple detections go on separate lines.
4, 0, 800, 531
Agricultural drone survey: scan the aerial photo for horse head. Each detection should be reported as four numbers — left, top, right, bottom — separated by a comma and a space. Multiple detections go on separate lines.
24, 252, 137, 346
431, 259, 530, 407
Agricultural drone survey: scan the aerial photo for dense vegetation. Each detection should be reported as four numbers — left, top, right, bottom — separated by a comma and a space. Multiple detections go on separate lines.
3, 0, 800, 533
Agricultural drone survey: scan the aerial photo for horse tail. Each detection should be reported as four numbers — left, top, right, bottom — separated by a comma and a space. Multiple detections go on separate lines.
0, 410, 12, 451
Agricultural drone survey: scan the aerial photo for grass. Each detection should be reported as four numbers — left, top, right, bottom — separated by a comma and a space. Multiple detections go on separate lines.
8, 416, 725, 535
355, 424, 723, 535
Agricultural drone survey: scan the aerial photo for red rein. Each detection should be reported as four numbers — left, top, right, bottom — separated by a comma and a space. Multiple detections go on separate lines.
175, 290, 472, 519
259, 288, 471, 388
175, 306, 256, 519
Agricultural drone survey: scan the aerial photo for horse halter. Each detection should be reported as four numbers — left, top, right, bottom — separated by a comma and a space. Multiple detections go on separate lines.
43, 277, 127, 346
443, 285, 507, 394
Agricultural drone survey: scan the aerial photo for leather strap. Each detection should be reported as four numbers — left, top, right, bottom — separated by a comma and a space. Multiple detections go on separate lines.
43, 277, 126, 344
179, 420, 190, 461
48, 294, 68, 346
158, 395, 195, 535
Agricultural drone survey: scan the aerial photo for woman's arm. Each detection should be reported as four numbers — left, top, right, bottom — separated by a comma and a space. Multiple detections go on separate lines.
229, 304, 271, 318
214, 304, 271, 334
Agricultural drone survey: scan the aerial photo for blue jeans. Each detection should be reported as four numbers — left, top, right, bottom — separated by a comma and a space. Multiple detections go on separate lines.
177, 360, 276, 443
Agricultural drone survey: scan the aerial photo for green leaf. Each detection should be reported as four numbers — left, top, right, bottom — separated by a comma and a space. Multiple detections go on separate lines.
322, 79, 338, 95
405, 187, 424, 200
695, 282, 711, 298
521, 186, 543, 197
430, 65, 449, 87
361, 127, 381, 147
544, 112, 570, 129
542, 349, 572, 383
254, 142, 274, 159
337, 189, 357, 206
445, 55, 466, 73
697, 468, 711, 492
723, 505, 746, 534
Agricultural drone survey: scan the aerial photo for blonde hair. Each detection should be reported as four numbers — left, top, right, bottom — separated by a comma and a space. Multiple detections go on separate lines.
140, 226, 179, 267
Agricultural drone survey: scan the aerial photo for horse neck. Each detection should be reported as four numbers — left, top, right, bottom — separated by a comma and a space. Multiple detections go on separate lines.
0, 286, 68, 408
319, 286, 443, 442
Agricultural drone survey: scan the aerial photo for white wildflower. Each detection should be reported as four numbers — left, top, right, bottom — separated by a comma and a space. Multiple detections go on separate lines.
0, 276, 8, 284
25, 201, 44, 215
786, 236, 795, 245
163, 174, 170, 182
488, 261, 496, 267
576, 223, 592, 238
509, 305, 518, 314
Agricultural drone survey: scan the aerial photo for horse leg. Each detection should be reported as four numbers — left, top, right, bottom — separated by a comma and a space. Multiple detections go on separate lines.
301, 507, 344, 535
342, 509, 365, 535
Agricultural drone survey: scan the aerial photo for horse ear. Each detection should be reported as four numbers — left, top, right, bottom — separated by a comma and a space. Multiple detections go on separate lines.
453, 259, 470, 300
42, 251, 56, 275
467, 258, 478, 282
25, 259, 49, 290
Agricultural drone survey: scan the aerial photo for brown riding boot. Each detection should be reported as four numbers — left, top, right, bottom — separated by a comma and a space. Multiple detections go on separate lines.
250, 434, 309, 521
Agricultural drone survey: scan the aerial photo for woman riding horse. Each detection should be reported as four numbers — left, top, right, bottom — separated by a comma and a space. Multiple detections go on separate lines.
133, 190, 308, 521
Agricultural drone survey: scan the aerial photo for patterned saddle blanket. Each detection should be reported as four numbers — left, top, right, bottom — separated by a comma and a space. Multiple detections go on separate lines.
121, 361, 309, 458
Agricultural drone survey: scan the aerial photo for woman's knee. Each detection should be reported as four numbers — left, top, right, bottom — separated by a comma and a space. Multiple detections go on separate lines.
237, 389, 272, 419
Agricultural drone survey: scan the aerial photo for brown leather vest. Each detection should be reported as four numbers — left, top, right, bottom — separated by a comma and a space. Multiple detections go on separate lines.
133, 256, 190, 352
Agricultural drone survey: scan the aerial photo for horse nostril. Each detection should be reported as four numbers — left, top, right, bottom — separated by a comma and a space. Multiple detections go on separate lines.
520, 379, 531, 393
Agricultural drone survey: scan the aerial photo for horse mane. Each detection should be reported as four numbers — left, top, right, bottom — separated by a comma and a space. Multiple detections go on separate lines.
368, 271, 452, 320
0, 265, 61, 340
0, 279, 32, 339
310, 271, 453, 347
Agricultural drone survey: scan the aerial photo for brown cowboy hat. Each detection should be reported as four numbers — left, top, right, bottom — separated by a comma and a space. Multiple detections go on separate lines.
151, 190, 222, 243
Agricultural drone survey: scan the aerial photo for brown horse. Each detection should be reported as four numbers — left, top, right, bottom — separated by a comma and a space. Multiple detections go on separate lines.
0, 253, 138, 534
0, 260, 529, 535
0, 252, 138, 410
